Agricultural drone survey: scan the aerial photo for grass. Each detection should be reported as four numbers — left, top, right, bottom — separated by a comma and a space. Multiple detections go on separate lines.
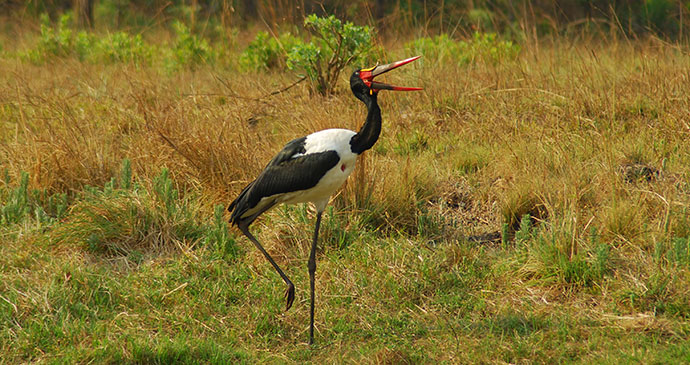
2, 23, 690, 363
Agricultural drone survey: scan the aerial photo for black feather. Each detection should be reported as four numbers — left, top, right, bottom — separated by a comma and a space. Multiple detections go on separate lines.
228, 137, 340, 225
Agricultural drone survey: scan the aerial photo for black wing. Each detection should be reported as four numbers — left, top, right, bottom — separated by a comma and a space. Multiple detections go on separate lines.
228, 137, 340, 225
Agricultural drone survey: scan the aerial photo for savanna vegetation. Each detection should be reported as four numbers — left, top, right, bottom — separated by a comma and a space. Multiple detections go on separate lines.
1, 1, 690, 363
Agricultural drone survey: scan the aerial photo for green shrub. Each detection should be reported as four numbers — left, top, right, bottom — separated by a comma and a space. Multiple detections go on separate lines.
22, 13, 155, 66
514, 214, 533, 245
153, 168, 179, 217
74, 30, 96, 61
287, 14, 375, 95
92, 31, 154, 65
406, 32, 520, 66
167, 21, 216, 70
392, 130, 429, 156
204, 204, 240, 260
460, 32, 520, 64
22, 16, 214, 70
23, 13, 76, 62
406, 34, 458, 64
239, 31, 302, 71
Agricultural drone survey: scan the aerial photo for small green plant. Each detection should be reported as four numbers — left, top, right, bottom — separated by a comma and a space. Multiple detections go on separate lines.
514, 214, 533, 244
168, 21, 215, 70
406, 32, 520, 66
204, 204, 240, 260
24, 13, 76, 62
287, 14, 375, 95
1, 171, 69, 226
22, 14, 155, 66
405, 34, 458, 64
1, 171, 30, 225
392, 130, 429, 156
119, 158, 132, 190
668, 237, 690, 267
239, 31, 303, 71
416, 206, 447, 242
501, 222, 510, 248
320, 206, 359, 250
92, 32, 153, 65
31, 189, 68, 224
520, 226, 611, 288
153, 168, 178, 217
501, 187, 546, 232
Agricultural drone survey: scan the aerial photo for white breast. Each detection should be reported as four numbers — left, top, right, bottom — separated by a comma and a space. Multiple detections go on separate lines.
280, 128, 359, 210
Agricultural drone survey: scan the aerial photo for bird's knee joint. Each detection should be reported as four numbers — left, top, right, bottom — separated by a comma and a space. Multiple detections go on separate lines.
307, 260, 316, 273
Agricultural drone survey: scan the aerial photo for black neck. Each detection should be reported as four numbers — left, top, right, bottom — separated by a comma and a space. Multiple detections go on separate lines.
350, 92, 381, 154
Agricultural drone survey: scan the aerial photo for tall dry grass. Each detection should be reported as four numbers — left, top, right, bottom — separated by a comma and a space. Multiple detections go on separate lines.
2, 39, 690, 241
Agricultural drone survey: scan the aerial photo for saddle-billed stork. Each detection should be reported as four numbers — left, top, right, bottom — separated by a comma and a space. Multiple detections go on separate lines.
228, 56, 422, 344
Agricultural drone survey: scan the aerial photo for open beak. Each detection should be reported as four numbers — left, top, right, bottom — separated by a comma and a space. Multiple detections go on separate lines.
359, 56, 423, 92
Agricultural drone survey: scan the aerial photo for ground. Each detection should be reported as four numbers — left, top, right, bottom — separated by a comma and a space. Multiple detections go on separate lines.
1, 29, 690, 363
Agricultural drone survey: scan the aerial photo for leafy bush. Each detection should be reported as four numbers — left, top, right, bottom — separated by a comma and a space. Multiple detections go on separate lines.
239, 31, 302, 71
167, 21, 216, 70
406, 32, 520, 66
23, 13, 76, 62
92, 31, 154, 65
238, 15, 375, 94
287, 14, 375, 95
405, 34, 458, 64
21, 16, 204, 69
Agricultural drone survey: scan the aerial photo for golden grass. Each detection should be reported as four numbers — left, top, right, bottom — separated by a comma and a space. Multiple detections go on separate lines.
3, 32, 690, 361
2, 38, 688, 255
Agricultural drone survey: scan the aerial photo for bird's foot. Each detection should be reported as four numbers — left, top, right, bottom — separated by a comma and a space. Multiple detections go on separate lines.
284, 282, 295, 311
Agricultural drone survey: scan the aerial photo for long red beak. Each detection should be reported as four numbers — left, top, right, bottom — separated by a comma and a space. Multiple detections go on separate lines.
358, 56, 423, 92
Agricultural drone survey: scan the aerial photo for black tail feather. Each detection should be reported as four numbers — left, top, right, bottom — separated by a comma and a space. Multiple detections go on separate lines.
228, 180, 255, 225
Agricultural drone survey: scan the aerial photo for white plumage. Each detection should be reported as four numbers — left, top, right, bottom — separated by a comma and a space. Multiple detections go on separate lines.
282, 129, 358, 209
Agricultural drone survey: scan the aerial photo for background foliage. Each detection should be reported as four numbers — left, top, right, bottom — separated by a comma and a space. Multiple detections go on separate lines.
2, 0, 690, 39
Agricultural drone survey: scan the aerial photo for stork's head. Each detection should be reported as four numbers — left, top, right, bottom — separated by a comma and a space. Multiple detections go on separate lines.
350, 56, 422, 101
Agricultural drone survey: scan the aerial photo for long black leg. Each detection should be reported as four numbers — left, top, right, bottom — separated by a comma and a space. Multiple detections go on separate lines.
239, 225, 295, 311
307, 211, 323, 345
